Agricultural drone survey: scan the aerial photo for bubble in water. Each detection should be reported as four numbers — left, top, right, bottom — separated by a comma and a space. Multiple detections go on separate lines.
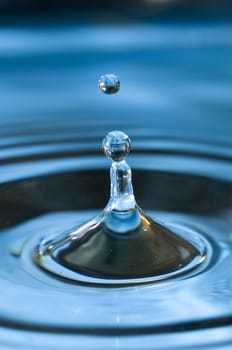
102, 130, 130, 162
98, 74, 120, 94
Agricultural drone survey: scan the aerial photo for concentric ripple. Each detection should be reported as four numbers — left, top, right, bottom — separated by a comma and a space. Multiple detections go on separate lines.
0, 120, 230, 350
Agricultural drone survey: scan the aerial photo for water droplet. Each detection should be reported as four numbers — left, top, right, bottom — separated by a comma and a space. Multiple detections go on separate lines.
102, 130, 130, 162
98, 74, 120, 95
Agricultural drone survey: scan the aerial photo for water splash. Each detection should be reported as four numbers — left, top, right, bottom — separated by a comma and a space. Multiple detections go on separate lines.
35, 131, 208, 284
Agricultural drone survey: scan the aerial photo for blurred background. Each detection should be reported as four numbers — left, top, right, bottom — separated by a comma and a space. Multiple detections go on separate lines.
0, 0, 231, 22
0, 0, 231, 143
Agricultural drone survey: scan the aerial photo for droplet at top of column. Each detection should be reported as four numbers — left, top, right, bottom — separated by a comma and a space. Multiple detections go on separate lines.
102, 130, 130, 161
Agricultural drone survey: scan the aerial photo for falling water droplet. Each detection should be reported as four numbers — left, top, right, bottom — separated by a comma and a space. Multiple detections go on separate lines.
98, 74, 120, 95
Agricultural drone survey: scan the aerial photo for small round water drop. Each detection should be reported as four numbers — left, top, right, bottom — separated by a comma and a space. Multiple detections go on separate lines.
102, 130, 130, 162
98, 74, 120, 95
